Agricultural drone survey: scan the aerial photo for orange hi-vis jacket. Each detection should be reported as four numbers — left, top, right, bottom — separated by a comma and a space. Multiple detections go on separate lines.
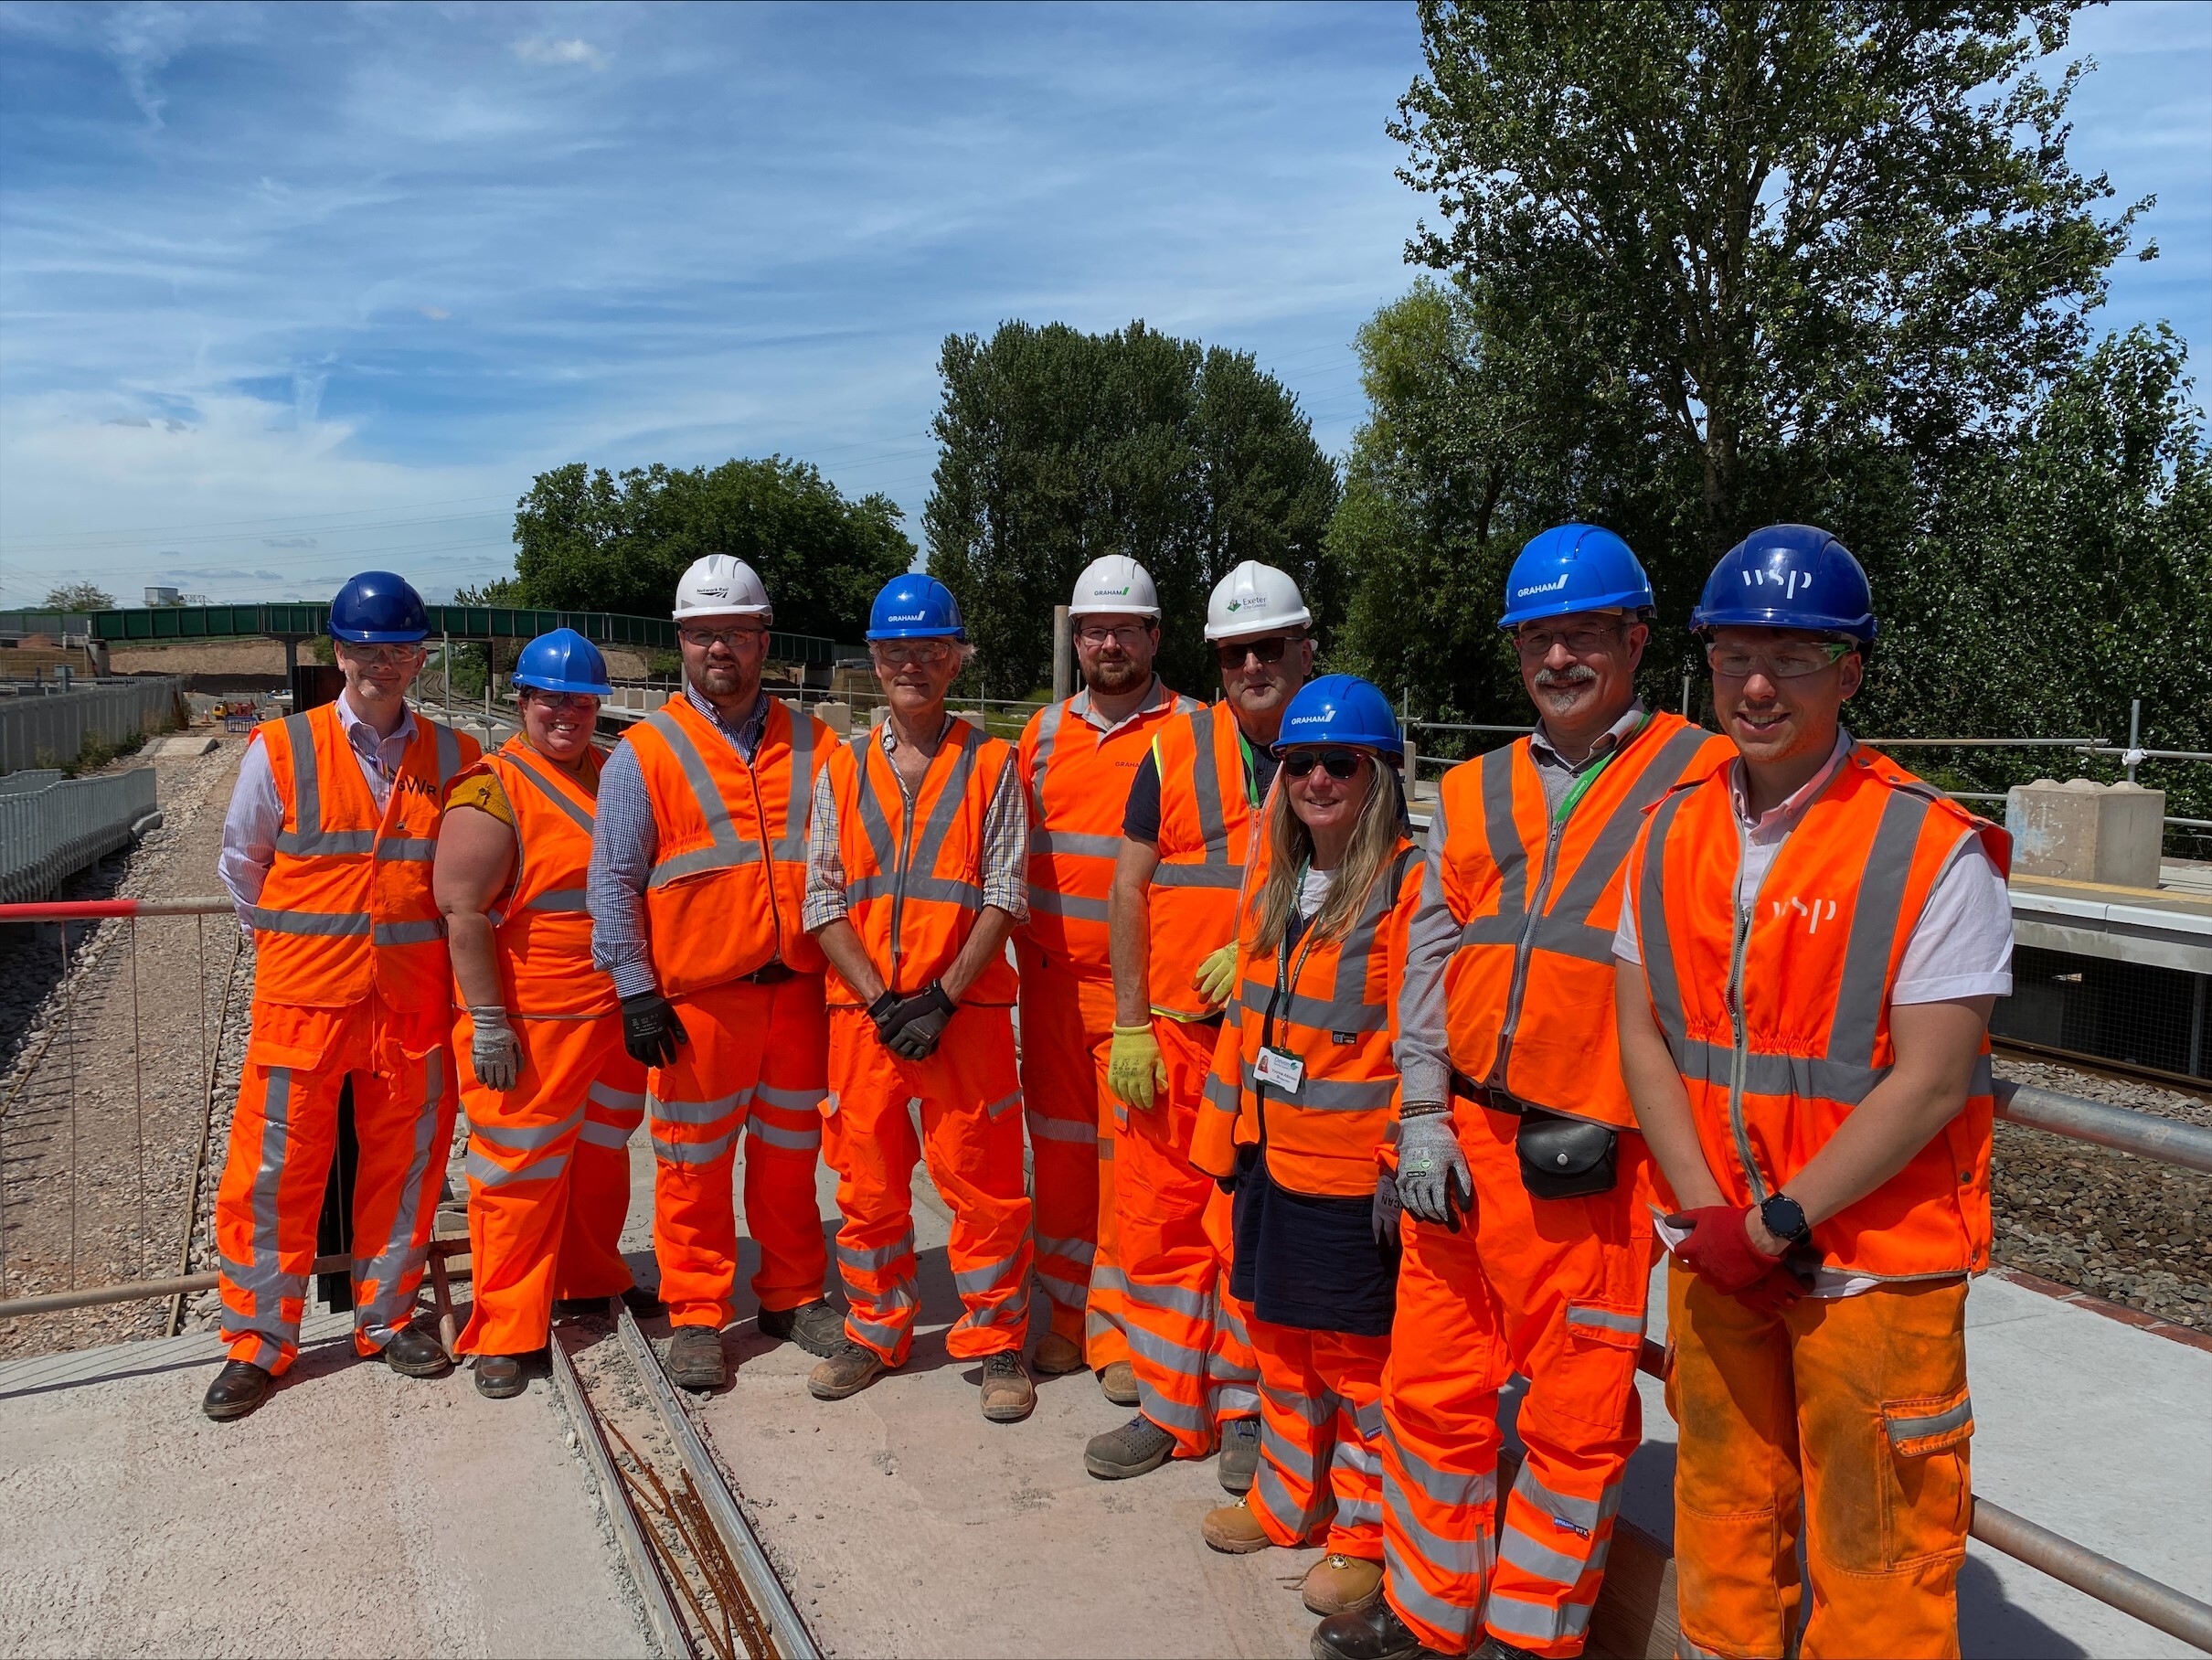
1628, 744, 2012, 1279
624, 695, 834, 994
1019, 681, 1199, 977
250, 701, 479, 1012
821, 716, 1019, 1007
1146, 701, 1258, 1018
455, 735, 614, 1016
1439, 712, 1731, 1129
1193, 835, 1425, 1198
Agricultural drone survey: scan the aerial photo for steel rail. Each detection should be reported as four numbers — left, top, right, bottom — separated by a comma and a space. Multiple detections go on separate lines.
0, 1239, 467, 1321
1994, 1080, 2212, 1175
618, 1304, 821, 1660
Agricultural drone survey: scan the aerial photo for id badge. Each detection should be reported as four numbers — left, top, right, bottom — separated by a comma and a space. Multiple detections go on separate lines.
1252, 1046, 1305, 1094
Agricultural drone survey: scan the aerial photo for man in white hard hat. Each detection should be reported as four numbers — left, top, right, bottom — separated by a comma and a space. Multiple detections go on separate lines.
1089, 559, 1313, 1487
586, 555, 844, 1391
1017, 556, 1203, 1399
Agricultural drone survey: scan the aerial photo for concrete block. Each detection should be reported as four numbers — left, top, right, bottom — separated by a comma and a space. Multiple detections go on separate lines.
2006, 777, 2166, 889
814, 699, 852, 736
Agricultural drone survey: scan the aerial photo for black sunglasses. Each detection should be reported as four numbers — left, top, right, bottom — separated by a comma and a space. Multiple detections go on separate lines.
1281, 748, 1366, 781
1215, 636, 1296, 670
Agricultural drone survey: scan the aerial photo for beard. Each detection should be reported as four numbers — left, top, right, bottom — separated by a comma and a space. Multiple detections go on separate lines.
1085, 656, 1146, 695
1533, 662, 1597, 717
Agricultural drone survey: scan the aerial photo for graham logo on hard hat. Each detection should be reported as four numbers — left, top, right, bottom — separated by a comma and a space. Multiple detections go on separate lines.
1518, 572, 1571, 598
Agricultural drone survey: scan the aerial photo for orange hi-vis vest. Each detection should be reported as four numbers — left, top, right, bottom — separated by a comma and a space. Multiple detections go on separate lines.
1193, 835, 1424, 1197
1146, 701, 1258, 1018
455, 734, 614, 1017
623, 694, 833, 995
1019, 679, 1200, 978
1628, 744, 2012, 1279
822, 716, 1019, 1007
250, 700, 479, 1013
1439, 712, 1731, 1129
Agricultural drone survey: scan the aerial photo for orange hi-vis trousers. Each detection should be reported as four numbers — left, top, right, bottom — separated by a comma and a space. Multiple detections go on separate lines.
1382, 1104, 1654, 1658
1015, 945, 1127, 1368
1668, 1268, 1973, 1660
1247, 1311, 1391, 1559
1114, 1015, 1259, 1457
216, 994, 458, 1372
452, 1008, 644, 1357
647, 975, 830, 1330
822, 1004, 1033, 1365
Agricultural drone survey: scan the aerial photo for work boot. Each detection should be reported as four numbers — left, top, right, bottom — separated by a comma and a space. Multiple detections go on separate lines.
1200, 1495, 1271, 1554
382, 1325, 453, 1378
201, 1358, 270, 1421
474, 1353, 529, 1399
1310, 1600, 1428, 1660
621, 1283, 666, 1319
979, 1351, 1037, 1422
808, 1339, 887, 1400
665, 1325, 728, 1392
1302, 1554, 1385, 1617
1032, 1330, 1085, 1375
757, 1297, 845, 1358
1084, 1414, 1175, 1480
1098, 1359, 1140, 1406
1218, 1415, 1260, 1493
1470, 1641, 1539, 1660
551, 1296, 611, 1319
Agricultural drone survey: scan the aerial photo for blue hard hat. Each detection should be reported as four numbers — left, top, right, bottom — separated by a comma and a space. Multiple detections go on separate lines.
1497, 524, 1654, 629
867, 573, 965, 641
1690, 524, 1876, 642
512, 627, 611, 697
328, 570, 430, 643
1273, 674, 1404, 761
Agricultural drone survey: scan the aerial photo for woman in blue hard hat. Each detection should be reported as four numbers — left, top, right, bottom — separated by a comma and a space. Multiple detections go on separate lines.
433, 628, 648, 1396
1186, 674, 1426, 1621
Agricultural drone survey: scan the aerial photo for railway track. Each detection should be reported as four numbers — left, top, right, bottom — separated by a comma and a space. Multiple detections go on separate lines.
548, 1303, 820, 1660
1993, 1035, 2212, 1103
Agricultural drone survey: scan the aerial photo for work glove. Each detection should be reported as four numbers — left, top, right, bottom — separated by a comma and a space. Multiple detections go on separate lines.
1108, 1023, 1168, 1112
620, 991, 689, 1070
867, 989, 904, 1042
1735, 1261, 1809, 1314
1396, 1111, 1474, 1232
1664, 1205, 1780, 1295
1371, 1165, 1402, 1249
1192, 942, 1239, 1008
466, 1005, 521, 1092
884, 982, 958, 1060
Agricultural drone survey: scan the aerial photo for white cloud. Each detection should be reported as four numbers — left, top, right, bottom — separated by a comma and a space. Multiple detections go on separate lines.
512, 37, 605, 71
102, 2, 198, 127
419, 304, 452, 320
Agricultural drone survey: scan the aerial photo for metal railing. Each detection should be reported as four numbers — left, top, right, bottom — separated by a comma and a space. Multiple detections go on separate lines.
0, 766, 160, 904
0, 676, 183, 774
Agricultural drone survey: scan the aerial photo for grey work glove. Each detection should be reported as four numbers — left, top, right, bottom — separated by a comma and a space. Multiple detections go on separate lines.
884, 982, 958, 1061
1371, 1165, 1402, 1249
1396, 1111, 1474, 1232
468, 1006, 521, 1092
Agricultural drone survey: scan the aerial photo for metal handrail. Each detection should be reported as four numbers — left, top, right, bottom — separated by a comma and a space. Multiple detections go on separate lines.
1995, 1080, 2212, 1175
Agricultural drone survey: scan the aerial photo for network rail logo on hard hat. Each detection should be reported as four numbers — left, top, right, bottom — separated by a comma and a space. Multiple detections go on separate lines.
697, 585, 729, 599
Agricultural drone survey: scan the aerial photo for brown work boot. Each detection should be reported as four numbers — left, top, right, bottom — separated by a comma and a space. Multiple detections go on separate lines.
1032, 1330, 1084, 1375
980, 1351, 1036, 1422
809, 1339, 886, 1400
1098, 1359, 1139, 1406
1200, 1495, 1271, 1554
1302, 1553, 1385, 1616
665, 1325, 727, 1392
201, 1358, 271, 1421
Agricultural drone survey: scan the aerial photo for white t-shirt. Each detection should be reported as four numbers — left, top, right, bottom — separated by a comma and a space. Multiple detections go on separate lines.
1298, 864, 1336, 920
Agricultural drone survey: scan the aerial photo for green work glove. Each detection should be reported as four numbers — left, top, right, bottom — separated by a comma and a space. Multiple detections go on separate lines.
1193, 942, 1239, 1007
1108, 1024, 1168, 1112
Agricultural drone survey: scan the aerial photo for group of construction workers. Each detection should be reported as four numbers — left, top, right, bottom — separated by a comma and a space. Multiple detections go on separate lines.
205, 515, 2010, 1660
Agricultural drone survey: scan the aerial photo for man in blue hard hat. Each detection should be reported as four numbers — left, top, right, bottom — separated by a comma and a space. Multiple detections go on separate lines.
206, 570, 482, 1421
1612, 526, 2012, 1658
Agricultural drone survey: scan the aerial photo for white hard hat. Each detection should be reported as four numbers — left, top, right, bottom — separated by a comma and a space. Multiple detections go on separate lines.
1068, 555, 1160, 619
674, 554, 773, 622
1205, 559, 1312, 641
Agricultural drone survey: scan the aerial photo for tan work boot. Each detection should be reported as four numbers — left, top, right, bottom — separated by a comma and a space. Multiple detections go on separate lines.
808, 1340, 886, 1400
980, 1351, 1036, 1422
1201, 1495, 1271, 1554
1032, 1331, 1085, 1375
1097, 1359, 1139, 1406
1301, 1553, 1384, 1616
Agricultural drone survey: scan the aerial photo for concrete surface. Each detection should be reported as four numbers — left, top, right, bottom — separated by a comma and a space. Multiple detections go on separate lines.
0, 1310, 650, 1660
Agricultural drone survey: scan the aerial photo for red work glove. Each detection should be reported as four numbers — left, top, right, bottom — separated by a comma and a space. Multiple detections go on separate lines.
1735, 1261, 1808, 1314
1664, 1205, 1781, 1294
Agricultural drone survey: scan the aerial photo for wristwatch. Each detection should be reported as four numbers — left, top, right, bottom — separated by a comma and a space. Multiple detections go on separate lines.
1759, 1192, 1811, 1247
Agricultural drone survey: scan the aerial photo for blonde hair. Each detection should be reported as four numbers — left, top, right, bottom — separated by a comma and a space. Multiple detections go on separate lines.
1252, 753, 1403, 956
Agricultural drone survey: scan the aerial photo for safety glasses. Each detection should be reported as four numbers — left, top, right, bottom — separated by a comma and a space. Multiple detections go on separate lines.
1075, 623, 1153, 648
335, 643, 425, 667
1706, 640, 1856, 680
1515, 622, 1624, 656
679, 624, 769, 649
523, 691, 601, 712
1215, 635, 1298, 671
872, 640, 954, 668
1281, 748, 1367, 781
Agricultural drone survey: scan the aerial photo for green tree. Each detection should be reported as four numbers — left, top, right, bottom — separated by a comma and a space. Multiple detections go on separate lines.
41, 581, 114, 612
511, 457, 914, 642
925, 320, 1338, 697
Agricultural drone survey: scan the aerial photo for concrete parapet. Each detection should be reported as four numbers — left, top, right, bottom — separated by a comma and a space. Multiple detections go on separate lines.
2007, 778, 2166, 889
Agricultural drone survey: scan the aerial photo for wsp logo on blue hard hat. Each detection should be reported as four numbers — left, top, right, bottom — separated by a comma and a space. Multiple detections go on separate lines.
1497, 526, 1653, 629
867, 574, 966, 641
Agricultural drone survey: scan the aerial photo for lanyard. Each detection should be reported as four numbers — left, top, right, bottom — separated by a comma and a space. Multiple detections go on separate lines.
1549, 711, 1654, 825
1236, 729, 1262, 811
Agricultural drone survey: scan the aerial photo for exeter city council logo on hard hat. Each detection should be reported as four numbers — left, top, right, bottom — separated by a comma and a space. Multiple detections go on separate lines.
1228, 596, 1265, 613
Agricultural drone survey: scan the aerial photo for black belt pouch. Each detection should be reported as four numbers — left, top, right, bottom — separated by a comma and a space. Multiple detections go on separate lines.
1515, 1104, 1618, 1199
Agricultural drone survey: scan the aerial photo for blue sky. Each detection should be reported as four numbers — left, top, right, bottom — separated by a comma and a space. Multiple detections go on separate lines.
0, 2, 2204, 612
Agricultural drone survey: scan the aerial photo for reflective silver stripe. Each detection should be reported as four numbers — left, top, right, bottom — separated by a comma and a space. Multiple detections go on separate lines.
1533, 725, 1715, 959
846, 1313, 909, 1352
754, 1081, 825, 1112
1497, 1459, 1618, 1593
1478, 743, 1528, 927
373, 919, 445, 946
1122, 1319, 1207, 1373
375, 836, 440, 862
898, 724, 988, 915
652, 1127, 739, 1165
963, 1283, 1031, 1325
744, 1116, 821, 1152
1335, 1495, 1381, 1529
1887, 1396, 1973, 1444
578, 1121, 634, 1149
434, 721, 463, 787
1035, 1232, 1096, 1269
1215, 1381, 1260, 1416
1030, 829, 1122, 859
1637, 788, 1696, 1053
847, 729, 899, 875
249, 907, 370, 937
503, 748, 598, 835
1676, 1636, 1729, 1660
1149, 863, 1242, 889
271, 712, 377, 857
1484, 1589, 1594, 1645
1829, 790, 1937, 1069
845, 871, 984, 906
466, 1148, 571, 1187
984, 1089, 1022, 1121
1337, 1439, 1382, 1476
1239, 1061, 1395, 1112
642, 708, 761, 888
467, 1103, 587, 1152
650, 1089, 750, 1126
1201, 1068, 1239, 1115
1120, 1278, 1209, 1320
1026, 699, 1066, 814
1027, 888, 1111, 921
588, 1082, 646, 1114
1382, 1534, 1485, 1641
1026, 1110, 1095, 1144
525, 887, 590, 912
1565, 1303, 1645, 1336
952, 1246, 1029, 1298
837, 1232, 915, 1273
1239, 974, 1388, 1035
1256, 1440, 1333, 1538
776, 708, 816, 863
355, 1045, 445, 1336
231, 1064, 299, 1343
1516, 1469, 1620, 1538
1037, 1270, 1089, 1309
1132, 1367, 1205, 1431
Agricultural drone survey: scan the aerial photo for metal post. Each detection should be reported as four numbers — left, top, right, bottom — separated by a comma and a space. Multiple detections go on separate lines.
442, 628, 451, 708
2127, 697, 2142, 784
1052, 605, 1071, 702
1683, 671, 1693, 718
